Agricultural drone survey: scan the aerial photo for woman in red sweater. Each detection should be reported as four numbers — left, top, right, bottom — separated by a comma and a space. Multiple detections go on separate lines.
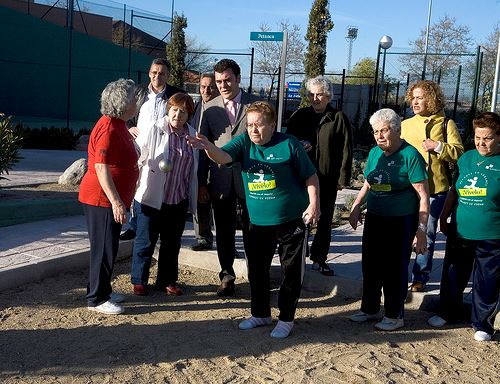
79, 79, 139, 315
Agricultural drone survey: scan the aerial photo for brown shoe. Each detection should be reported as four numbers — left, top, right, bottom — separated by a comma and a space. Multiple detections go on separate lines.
133, 284, 148, 296
217, 281, 235, 297
165, 284, 183, 296
410, 282, 426, 292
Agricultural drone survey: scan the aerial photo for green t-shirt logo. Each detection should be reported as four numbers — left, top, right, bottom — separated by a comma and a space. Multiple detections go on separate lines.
458, 173, 487, 197
247, 166, 277, 192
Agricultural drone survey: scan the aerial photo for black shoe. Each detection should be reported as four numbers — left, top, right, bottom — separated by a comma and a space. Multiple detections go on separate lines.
191, 240, 213, 251
312, 261, 334, 276
119, 229, 136, 241
216, 281, 235, 297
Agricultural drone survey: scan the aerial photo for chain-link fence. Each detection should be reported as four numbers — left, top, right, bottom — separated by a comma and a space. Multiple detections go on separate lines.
0, 0, 171, 129
374, 48, 482, 135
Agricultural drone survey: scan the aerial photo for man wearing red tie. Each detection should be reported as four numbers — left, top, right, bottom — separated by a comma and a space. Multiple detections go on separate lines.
198, 59, 261, 297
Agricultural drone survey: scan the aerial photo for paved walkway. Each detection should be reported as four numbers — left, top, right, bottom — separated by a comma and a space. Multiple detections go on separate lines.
0, 149, 458, 313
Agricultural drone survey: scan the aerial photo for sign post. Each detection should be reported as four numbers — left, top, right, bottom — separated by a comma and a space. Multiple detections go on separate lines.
250, 31, 288, 131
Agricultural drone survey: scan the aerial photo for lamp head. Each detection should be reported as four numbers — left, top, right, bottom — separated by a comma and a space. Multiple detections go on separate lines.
379, 35, 393, 50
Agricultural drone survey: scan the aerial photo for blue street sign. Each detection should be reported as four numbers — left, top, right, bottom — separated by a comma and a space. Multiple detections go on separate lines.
250, 32, 284, 41
286, 82, 301, 99
286, 82, 301, 91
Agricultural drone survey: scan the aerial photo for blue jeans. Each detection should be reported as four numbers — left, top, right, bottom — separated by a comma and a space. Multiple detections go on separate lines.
131, 199, 188, 287
411, 192, 447, 284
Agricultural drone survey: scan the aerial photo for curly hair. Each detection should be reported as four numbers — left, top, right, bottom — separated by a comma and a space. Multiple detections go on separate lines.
405, 80, 445, 115
305, 75, 332, 98
246, 101, 277, 125
473, 112, 500, 135
100, 79, 136, 118
167, 92, 195, 120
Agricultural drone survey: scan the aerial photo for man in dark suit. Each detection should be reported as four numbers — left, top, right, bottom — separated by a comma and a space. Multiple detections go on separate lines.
120, 57, 185, 242
198, 59, 260, 296
190, 73, 219, 251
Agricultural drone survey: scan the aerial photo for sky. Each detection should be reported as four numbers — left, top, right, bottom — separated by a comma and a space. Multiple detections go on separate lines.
116, 0, 499, 86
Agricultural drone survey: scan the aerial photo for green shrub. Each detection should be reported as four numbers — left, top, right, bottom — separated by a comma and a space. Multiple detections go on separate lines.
0, 113, 23, 178
17, 126, 78, 150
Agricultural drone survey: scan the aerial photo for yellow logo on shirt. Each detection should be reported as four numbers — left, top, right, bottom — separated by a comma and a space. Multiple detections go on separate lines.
371, 184, 392, 192
458, 188, 487, 197
248, 179, 276, 191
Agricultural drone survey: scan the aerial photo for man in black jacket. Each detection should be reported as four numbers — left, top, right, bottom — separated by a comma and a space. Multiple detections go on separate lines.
286, 75, 353, 276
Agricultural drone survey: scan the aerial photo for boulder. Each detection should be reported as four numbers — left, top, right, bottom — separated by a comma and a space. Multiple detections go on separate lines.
75, 135, 89, 151
58, 158, 87, 186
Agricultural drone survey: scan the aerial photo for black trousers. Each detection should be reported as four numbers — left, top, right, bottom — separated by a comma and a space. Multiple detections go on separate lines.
245, 218, 307, 322
310, 184, 338, 263
470, 238, 500, 335
82, 204, 122, 307
211, 192, 249, 282
360, 212, 417, 319
437, 231, 474, 322
193, 201, 213, 244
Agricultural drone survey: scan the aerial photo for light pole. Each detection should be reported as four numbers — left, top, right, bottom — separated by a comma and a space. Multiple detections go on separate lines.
378, 35, 393, 109
422, 0, 433, 80
170, 0, 175, 37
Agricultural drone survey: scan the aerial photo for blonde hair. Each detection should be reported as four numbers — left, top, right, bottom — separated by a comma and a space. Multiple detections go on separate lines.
405, 80, 445, 115
246, 101, 277, 125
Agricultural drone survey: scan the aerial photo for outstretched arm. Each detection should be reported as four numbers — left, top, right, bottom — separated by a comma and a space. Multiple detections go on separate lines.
187, 133, 233, 165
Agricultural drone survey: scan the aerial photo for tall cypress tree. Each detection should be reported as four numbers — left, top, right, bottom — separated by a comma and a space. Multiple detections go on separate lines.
302, 0, 334, 105
166, 14, 187, 88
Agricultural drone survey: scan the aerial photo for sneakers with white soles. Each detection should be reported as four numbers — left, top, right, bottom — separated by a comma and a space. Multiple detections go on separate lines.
474, 330, 492, 341
110, 292, 125, 303
88, 300, 124, 315
375, 316, 404, 331
349, 310, 381, 322
428, 315, 447, 328
239, 316, 272, 330
270, 320, 294, 338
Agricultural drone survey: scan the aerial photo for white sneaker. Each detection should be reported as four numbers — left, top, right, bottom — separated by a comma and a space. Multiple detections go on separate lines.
270, 320, 294, 338
239, 316, 272, 330
474, 330, 492, 341
110, 292, 125, 303
375, 316, 404, 331
88, 300, 124, 315
349, 310, 381, 322
428, 315, 447, 328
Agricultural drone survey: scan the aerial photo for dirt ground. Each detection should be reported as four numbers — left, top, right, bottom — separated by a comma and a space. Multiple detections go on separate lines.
0, 256, 498, 384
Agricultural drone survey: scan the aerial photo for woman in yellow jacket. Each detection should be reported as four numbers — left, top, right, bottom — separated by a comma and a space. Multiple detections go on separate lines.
401, 80, 464, 292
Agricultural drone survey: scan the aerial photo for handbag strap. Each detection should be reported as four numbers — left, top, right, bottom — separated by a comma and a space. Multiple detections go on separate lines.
441, 117, 449, 143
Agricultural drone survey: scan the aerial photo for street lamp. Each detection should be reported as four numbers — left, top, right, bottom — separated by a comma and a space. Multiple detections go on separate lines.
378, 35, 393, 109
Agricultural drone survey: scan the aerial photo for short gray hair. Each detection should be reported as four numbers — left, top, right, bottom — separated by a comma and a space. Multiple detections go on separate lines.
200, 72, 215, 81
100, 79, 136, 118
369, 108, 401, 134
305, 75, 332, 98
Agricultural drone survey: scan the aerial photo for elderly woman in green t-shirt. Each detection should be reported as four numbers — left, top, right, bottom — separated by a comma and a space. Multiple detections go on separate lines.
349, 108, 430, 331
188, 101, 319, 339
429, 112, 500, 342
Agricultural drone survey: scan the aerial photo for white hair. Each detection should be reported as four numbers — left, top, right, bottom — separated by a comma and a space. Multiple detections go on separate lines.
305, 75, 332, 98
100, 78, 136, 118
369, 108, 401, 134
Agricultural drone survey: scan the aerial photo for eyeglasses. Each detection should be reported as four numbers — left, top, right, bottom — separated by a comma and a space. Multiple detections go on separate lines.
246, 123, 266, 130
372, 127, 391, 136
